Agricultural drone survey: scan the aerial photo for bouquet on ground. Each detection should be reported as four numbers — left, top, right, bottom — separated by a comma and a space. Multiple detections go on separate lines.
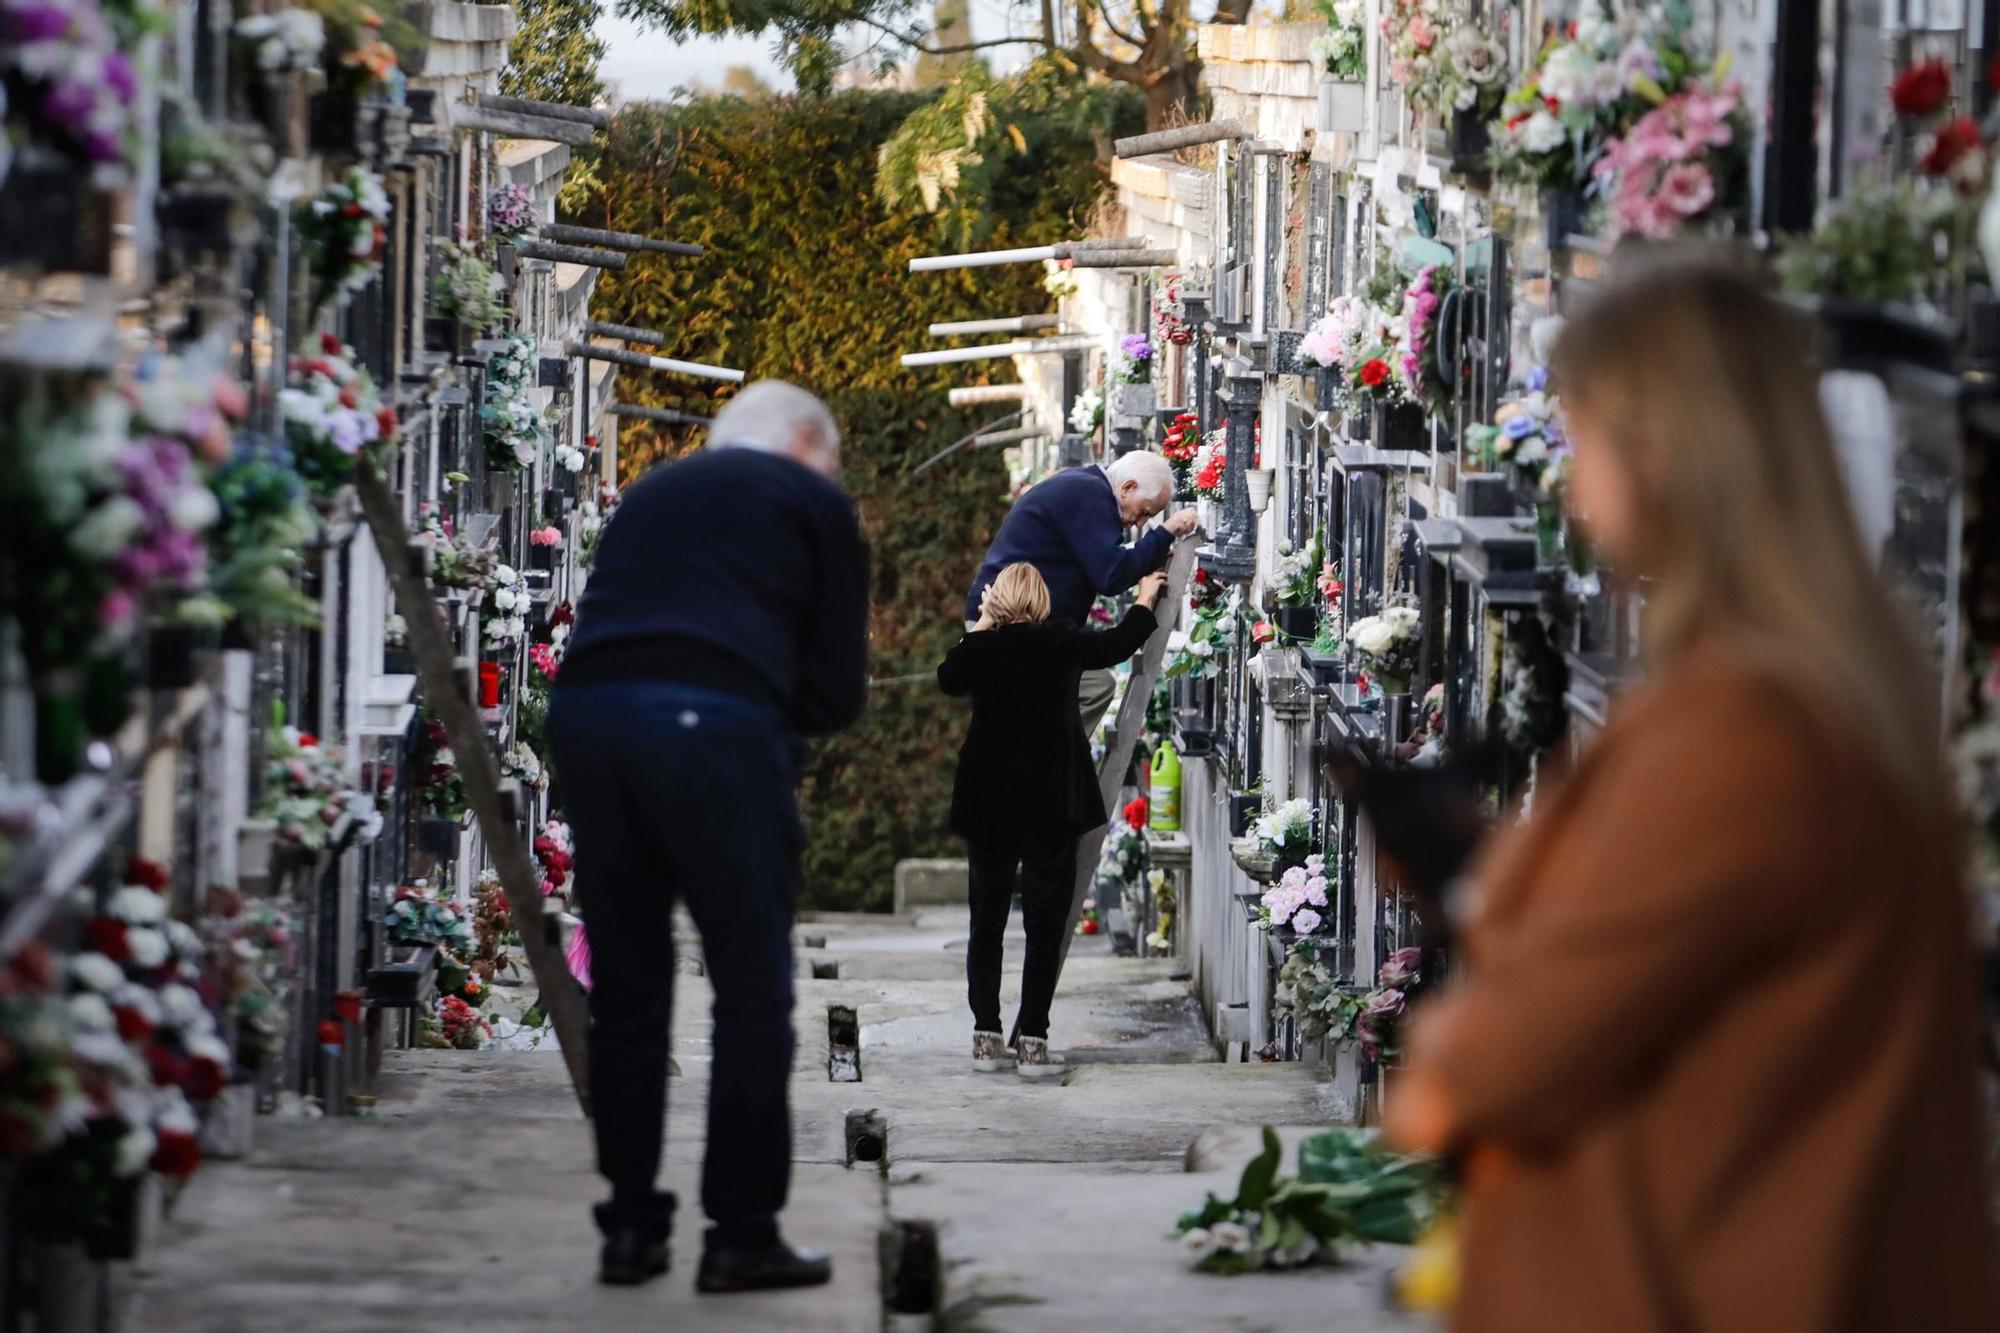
1258, 854, 1331, 935
1254, 798, 1316, 872
1349, 605, 1421, 694
429, 994, 490, 1050
1172, 1127, 1446, 1273
1309, 0, 1366, 81
280, 334, 396, 500
296, 165, 390, 312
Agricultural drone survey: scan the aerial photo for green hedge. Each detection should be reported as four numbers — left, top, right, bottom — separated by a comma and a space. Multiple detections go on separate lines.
580, 92, 1129, 910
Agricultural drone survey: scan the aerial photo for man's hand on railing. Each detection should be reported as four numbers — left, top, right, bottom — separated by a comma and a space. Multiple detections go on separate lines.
1163, 510, 1200, 538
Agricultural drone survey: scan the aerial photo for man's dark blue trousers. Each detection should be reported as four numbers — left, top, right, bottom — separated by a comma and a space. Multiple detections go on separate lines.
550, 679, 802, 1247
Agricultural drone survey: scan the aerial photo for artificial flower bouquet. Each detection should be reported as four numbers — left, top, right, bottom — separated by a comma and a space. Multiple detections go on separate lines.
1381, 0, 1504, 123
1349, 605, 1421, 694
1891, 57, 1993, 198
1259, 854, 1331, 935
1164, 589, 1239, 681
483, 333, 545, 472
1394, 265, 1459, 415
430, 994, 490, 1050
205, 435, 322, 628
280, 333, 396, 500
1192, 430, 1228, 501
1068, 386, 1104, 435
1155, 273, 1195, 346
386, 882, 474, 952
414, 503, 496, 590
1592, 73, 1748, 241
1270, 532, 1323, 609
296, 165, 390, 312
1112, 334, 1154, 385
1309, 0, 1366, 81
1463, 366, 1562, 478
1254, 798, 1316, 872
1, 0, 143, 182
1043, 256, 1079, 299
233, 8, 325, 76
416, 712, 467, 820
258, 717, 382, 851
1161, 411, 1201, 491
433, 236, 504, 332
1777, 173, 1953, 306
1301, 267, 1409, 412
486, 182, 536, 241
502, 741, 548, 793
482, 564, 530, 649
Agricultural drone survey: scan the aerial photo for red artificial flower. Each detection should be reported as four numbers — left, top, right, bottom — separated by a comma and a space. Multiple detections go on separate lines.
1080, 917, 1099, 936
297, 733, 319, 748
320, 332, 342, 355
86, 918, 130, 962
112, 1005, 153, 1044
1251, 620, 1276, 645
316, 1020, 345, 1049
125, 858, 170, 891
1892, 59, 1953, 120
1122, 796, 1148, 830
150, 1128, 201, 1178
145, 1045, 187, 1088
377, 406, 398, 437
8, 942, 56, 992
338, 387, 358, 409
1922, 115, 1985, 178
342, 202, 365, 219
1193, 568, 1211, 585
1359, 359, 1391, 388
182, 1055, 228, 1102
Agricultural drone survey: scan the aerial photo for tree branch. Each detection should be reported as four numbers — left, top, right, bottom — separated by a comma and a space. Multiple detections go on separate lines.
853, 15, 1051, 55
1096, 0, 1146, 49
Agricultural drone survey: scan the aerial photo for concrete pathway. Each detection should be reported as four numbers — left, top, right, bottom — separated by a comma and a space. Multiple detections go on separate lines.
135, 907, 1438, 1331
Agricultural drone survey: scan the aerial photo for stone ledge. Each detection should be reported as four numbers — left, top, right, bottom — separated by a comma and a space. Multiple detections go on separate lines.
894, 858, 968, 914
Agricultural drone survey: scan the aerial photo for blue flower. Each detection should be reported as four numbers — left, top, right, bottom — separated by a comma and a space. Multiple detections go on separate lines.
1525, 365, 1548, 392
1502, 413, 1537, 441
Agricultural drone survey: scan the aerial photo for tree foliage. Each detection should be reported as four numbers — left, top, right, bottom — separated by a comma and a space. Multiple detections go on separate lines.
501, 0, 608, 108
576, 92, 1109, 910
875, 53, 1140, 247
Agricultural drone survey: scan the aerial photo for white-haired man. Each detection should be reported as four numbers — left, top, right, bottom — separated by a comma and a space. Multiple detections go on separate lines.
552, 380, 867, 1296
963, 450, 1194, 731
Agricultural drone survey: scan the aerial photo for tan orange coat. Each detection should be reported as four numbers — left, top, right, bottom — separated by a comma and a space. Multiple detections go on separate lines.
1411, 643, 2000, 1332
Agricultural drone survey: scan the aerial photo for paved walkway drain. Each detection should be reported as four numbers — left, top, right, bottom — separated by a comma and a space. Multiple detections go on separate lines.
828, 1004, 861, 1082
879, 1219, 940, 1317
844, 1110, 886, 1167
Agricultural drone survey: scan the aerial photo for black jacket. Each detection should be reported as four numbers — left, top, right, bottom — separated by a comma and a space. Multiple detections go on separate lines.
937, 605, 1157, 850
562, 447, 869, 739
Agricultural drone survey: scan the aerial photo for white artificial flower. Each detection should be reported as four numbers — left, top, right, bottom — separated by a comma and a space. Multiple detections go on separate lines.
71, 952, 126, 993
125, 927, 169, 969
108, 885, 168, 925
1180, 1228, 1220, 1262
71, 496, 146, 559
493, 565, 518, 585
1293, 908, 1323, 935
160, 983, 205, 1027
112, 983, 161, 1023
1212, 1221, 1254, 1254
168, 483, 220, 532
186, 1033, 231, 1067
1521, 111, 1566, 155
115, 1126, 156, 1177
68, 993, 116, 1032
165, 920, 202, 958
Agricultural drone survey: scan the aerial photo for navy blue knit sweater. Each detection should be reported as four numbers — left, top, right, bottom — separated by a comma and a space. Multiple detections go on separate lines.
563, 447, 870, 739
963, 465, 1174, 625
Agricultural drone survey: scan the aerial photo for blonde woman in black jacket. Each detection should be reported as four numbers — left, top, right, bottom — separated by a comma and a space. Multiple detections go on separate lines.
938, 563, 1166, 1077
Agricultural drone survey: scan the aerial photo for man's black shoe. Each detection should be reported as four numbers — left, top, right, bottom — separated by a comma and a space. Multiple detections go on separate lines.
695, 1238, 833, 1294
599, 1229, 670, 1286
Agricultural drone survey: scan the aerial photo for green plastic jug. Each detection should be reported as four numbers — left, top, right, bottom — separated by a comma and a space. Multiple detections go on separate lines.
1149, 741, 1182, 831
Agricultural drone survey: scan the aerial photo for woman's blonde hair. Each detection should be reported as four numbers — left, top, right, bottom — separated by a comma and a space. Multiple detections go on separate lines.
1552, 251, 1939, 808
986, 563, 1052, 625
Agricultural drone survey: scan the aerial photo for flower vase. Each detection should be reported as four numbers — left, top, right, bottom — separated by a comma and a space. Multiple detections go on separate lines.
1273, 605, 1316, 642
1382, 692, 1413, 747
1317, 78, 1367, 134
1540, 187, 1592, 251
237, 817, 279, 884
528, 544, 555, 573
1244, 468, 1274, 513
1447, 111, 1491, 179
32, 673, 84, 785
1230, 838, 1279, 884
1114, 382, 1156, 418
1377, 401, 1428, 453
157, 186, 239, 258
1227, 794, 1261, 838
1535, 498, 1564, 566
308, 90, 362, 156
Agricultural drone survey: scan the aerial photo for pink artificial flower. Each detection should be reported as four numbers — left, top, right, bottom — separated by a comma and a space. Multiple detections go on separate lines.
1658, 162, 1716, 217
1407, 14, 1435, 49
99, 589, 135, 628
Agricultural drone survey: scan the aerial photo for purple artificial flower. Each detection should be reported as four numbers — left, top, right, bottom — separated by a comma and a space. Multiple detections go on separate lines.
102, 50, 136, 103
3, 5, 72, 42
1120, 333, 1153, 362
1525, 365, 1549, 393
1502, 412, 1537, 441
1378, 946, 1421, 990
41, 80, 95, 128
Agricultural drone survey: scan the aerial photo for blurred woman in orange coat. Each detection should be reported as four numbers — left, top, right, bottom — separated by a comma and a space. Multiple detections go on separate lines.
1388, 256, 2000, 1330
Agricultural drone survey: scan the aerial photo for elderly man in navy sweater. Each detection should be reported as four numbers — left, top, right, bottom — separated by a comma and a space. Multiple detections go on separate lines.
965, 451, 1195, 732
552, 382, 868, 1297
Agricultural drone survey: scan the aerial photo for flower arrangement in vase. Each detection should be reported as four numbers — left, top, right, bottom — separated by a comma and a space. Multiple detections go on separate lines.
1269, 532, 1324, 641
433, 236, 504, 331
296, 165, 390, 313
233, 9, 325, 77
1192, 430, 1228, 501
1113, 334, 1153, 385
1253, 797, 1316, 872
1464, 367, 1563, 484
1381, 0, 1504, 128
258, 714, 382, 851
0, 0, 143, 183
482, 332, 545, 472
1258, 854, 1331, 936
1300, 267, 1409, 414
482, 564, 530, 649
205, 435, 322, 628
1592, 76, 1749, 241
1155, 273, 1196, 346
486, 182, 536, 242
1310, 0, 1366, 81
1042, 256, 1078, 299
1778, 174, 1953, 307
1393, 265, 1459, 416
1068, 386, 1104, 434
1349, 605, 1421, 694
1162, 411, 1200, 494
279, 333, 397, 501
